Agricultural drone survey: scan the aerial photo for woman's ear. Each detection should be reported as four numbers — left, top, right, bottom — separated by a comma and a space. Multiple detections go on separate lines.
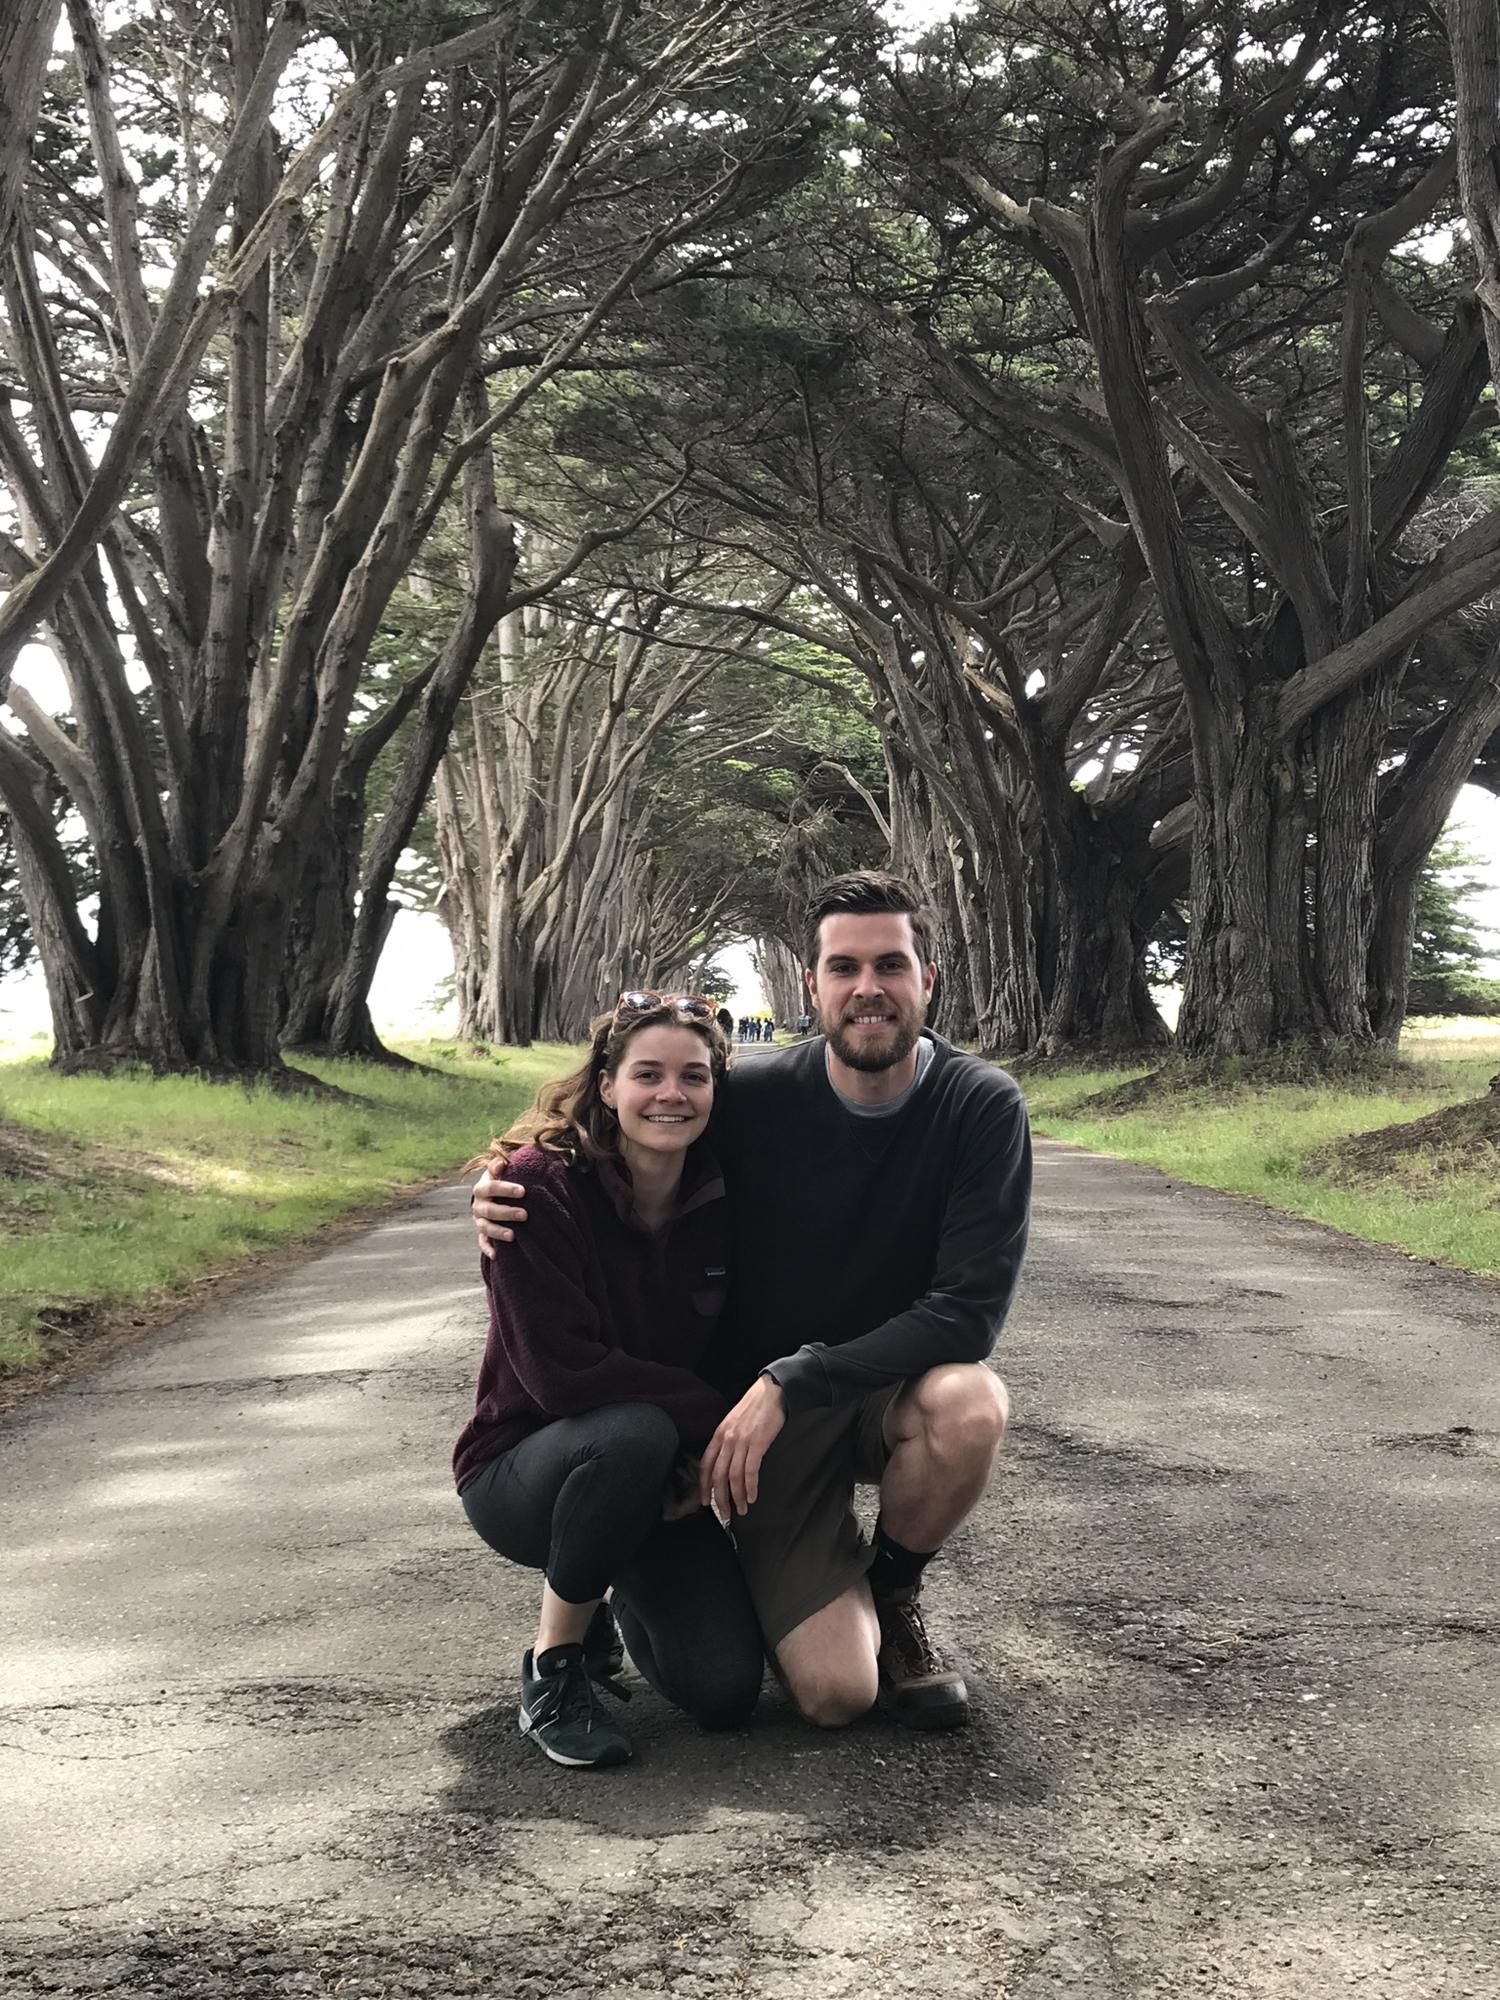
598, 1069, 615, 1108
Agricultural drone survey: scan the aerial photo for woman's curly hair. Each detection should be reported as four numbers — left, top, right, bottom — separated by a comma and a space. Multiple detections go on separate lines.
470, 1002, 731, 1171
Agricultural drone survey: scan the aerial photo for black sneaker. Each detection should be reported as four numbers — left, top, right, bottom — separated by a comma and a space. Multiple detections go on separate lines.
519, 1645, 633, 1768
874, 1589, 969, 1731
582, 1599, 630, 1698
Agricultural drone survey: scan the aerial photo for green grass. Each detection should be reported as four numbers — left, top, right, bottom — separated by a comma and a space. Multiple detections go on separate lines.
1023, 1020, 1500, 1279
0, 1041, 570, 1376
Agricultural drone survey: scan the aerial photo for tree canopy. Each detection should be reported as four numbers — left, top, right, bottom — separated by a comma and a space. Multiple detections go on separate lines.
3, 0, 1500, 1068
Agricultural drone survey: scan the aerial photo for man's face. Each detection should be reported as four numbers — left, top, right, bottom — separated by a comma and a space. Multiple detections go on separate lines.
806, 912, 937, 1073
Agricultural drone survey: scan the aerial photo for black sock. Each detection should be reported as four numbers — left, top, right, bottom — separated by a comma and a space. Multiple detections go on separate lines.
868, 1522, 935, 1599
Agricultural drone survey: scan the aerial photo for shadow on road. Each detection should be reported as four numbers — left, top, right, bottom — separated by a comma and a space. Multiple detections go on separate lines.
434, 1664, 1052, 1851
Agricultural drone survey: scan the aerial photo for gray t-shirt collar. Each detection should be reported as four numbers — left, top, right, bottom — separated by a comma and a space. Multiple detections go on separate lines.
825, 1031, 936, 1117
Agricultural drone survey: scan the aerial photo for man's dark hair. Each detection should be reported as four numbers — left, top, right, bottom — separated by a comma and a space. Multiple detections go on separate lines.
803, 871, 937, 970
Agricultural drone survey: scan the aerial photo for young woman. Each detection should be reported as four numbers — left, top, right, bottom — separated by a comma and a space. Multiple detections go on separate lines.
453, 994, 764, 1769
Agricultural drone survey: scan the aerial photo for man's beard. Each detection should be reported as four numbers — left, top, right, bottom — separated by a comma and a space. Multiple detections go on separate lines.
822, 1005, 923, 1073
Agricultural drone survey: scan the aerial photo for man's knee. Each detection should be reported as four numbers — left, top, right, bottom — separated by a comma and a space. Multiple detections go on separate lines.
903, 1364, 1009, 1462
784, 1664, 878, 1729
775, 1591, 880, 1727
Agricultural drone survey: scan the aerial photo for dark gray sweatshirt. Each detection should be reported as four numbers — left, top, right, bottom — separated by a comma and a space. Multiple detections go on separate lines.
709, 1032, 1031, 1409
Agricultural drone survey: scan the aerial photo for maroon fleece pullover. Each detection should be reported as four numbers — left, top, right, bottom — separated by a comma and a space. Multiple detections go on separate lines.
453, 1142, 731, 1489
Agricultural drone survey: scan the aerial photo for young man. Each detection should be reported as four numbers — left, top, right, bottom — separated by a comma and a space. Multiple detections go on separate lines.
472, 872, 1031, 1731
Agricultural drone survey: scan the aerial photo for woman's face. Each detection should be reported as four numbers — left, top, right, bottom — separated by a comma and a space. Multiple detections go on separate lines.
599, 1023, 715, 1158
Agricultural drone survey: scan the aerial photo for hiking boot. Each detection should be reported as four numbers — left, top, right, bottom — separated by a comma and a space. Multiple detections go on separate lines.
874, 1588, 969, 1731
519, 1645, 632, 1769
582, 1599, 630, 1697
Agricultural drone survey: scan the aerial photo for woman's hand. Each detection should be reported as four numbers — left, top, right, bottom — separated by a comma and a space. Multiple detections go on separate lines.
472, 1166, 528, 1257
662, 1454, 703, 1521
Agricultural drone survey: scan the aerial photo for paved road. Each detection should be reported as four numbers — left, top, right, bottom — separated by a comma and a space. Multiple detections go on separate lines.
2, 1138, 1498, 1999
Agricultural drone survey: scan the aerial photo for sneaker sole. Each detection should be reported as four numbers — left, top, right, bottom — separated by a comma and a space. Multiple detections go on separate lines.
518, 1708, 632, 1769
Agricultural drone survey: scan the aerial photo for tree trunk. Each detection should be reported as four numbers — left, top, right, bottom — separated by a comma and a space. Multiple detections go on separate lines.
280, 780, 366, 1051
488, 864, 536, 1046
0, 3, 63, 265
320, 391, 518, 1056
1450, 0, 1500, 398
1040, 835, 1170, 1057
1367, 870, 1420, 1045
1369, 631, 1500, 1039
1177, 682, 1294, 1054
435, 753, 487, 1041
0, 738, 103, 1053
1309, 680, 1398, 1040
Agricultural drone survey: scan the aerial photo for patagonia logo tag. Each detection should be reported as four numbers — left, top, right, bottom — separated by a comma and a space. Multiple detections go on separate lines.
705, 1267, 726, 1278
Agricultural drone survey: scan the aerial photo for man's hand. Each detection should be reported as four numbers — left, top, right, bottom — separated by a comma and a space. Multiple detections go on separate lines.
472, 1164, 528, 1259
700, 1376, 786, 1517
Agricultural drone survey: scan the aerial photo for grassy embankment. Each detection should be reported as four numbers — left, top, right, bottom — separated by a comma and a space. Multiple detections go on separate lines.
1023, 1019, 1500, 1280
0, 1038, 568, 1380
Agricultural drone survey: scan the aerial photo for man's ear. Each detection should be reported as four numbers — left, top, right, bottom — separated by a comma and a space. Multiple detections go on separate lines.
923, 961, 938, 1002
803, 964, 818, 1007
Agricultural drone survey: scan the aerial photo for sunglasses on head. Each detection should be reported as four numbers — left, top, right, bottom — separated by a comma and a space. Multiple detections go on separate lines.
615, 991, 717, 1021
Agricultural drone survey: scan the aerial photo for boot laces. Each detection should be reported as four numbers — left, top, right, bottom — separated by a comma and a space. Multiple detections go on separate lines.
884, 1595, 942, 1676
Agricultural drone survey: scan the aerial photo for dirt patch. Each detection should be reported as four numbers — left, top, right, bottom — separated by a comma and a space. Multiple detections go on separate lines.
0, 1119, 52, 1180
1062, 1599, 1293, 1679
1009, 1421, 1231, 1487
0, 1917, 568, 2000
1374, 1424, 1498, 1460
1310, 1075, 1500, 1183
0, 1121, 201, 1195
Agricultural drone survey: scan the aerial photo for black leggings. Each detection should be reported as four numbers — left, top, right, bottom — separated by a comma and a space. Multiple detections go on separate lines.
460, 1403, 764, 1729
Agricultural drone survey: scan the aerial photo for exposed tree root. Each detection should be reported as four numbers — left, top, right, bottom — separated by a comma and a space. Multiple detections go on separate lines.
1007, 1041, 1173, 1079
1311, 1072, 1500, 1182
283, 1038, 450, 1080
1073, 1042, 1436, 1115
50, 1046, 362, 1101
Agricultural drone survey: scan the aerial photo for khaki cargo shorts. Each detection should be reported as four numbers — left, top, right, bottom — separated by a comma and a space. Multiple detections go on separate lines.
730, 1385, 902, 1650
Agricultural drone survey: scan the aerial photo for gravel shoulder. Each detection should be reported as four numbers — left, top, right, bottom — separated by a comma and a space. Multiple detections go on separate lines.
2, 1139, 1498, 1999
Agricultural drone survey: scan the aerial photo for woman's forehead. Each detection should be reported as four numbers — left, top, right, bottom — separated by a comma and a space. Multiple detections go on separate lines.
620, 1023, 712, 1063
